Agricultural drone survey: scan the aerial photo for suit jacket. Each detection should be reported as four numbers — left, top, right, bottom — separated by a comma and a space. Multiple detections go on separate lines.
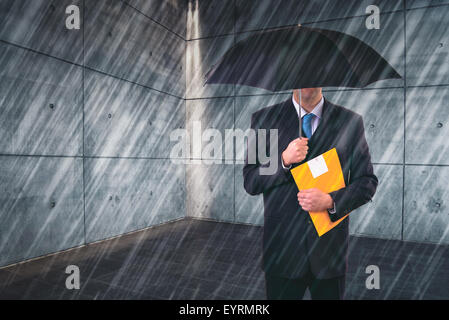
243, 97, 378, 279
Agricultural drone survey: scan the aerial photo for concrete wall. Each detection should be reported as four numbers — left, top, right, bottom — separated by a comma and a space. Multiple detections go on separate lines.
185, 0, 449, 245
1, 0, 448, 268
0, 0, 187, 267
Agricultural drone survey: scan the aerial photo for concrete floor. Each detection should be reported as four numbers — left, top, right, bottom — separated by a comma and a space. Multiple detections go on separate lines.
0, 219, 447, 300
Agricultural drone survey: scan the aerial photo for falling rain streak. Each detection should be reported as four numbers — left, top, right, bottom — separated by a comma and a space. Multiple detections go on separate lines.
0, 0, 447, 301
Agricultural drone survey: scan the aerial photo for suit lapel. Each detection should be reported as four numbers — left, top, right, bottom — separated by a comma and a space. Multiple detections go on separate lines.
279, 98, 301, 144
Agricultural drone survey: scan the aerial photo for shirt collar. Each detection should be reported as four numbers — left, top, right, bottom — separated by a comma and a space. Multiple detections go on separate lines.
291, 94, 324, 119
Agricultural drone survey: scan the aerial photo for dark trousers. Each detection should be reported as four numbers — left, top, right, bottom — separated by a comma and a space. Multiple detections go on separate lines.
265, 267, 345, 300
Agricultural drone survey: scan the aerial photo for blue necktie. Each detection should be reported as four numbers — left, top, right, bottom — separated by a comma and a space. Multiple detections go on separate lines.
302, 113, 315, 138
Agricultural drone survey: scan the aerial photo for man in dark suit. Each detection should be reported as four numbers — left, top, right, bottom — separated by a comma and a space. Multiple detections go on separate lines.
243, 87, 378, 300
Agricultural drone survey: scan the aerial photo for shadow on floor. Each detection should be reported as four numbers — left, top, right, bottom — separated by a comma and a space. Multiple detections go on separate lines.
0, 218, 448, 300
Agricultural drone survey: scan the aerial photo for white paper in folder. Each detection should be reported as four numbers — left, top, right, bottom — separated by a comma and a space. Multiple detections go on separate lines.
307, 154, 329, 179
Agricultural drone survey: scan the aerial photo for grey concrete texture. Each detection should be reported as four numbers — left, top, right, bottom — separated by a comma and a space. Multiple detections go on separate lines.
234, 93, 291, 161
406, 6, 449, 87
2, 0, 449, 271
0, 43, 83, 156
186, 163, 234, 222
0, 156, 84, 267
404, 165, 449, 244
407, 0, 449, 9
186, 35, 235, 99
84, 71, 185, 158
349, 164, 403, 239
85, 158, 185, 243
234, 164, 264, 226
85, 0, 185, 98
186, 0, 234, 40
186, 97, 234, 161
406, 86, 449, 165
325, 88, 404, 164
0, 0, 188, 267
124, 0, 187, 38
0, 0, 83, 64
236, 0, 403, 33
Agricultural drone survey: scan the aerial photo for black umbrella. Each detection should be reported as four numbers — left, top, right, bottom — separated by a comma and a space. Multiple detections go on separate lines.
204, 25, 402, 137
204, 25, 401, 90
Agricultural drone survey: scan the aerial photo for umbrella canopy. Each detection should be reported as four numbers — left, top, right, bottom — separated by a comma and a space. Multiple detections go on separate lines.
204, 25, 402, 91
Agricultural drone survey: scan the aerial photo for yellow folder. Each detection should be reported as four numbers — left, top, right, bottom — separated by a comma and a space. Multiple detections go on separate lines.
290, 148, 349, 237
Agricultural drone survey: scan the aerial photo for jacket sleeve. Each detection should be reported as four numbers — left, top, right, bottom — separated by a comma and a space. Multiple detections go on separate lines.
243, 112, 292, 196
328, 115, 378, 221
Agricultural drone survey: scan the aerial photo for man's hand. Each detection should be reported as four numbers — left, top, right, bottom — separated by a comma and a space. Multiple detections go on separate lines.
282, 138, 309, 167
297, 188, 334, 212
